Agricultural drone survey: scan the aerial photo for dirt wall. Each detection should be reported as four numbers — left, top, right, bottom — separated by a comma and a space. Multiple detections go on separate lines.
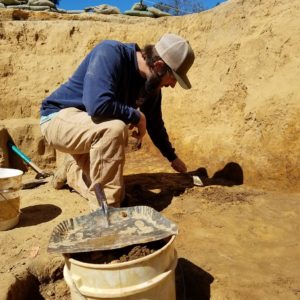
0, 0, 299, 191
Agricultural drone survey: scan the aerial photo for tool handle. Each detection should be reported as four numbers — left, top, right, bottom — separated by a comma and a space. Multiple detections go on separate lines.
8, 141, 45, 175
28, 161, 45, 175
8, 141, 31, 164
94, 183, 109, 225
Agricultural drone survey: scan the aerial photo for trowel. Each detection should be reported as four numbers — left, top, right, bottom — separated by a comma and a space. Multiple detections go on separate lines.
7, 141, 53, 189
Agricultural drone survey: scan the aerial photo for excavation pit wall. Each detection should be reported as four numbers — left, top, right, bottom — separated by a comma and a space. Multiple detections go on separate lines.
0, 1, 299, 192
2, 256, 67, 300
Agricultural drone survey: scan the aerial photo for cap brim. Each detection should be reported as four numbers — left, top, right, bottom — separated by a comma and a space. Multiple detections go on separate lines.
172, 71, 192, 90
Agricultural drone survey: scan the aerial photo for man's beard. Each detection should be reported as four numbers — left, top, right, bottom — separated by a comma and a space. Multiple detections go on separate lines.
144, 72, 163, 96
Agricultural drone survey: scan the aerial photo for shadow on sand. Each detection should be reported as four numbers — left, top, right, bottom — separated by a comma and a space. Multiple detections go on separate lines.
176, 258, 214, 300
17, 204, 62, 227
124, 162, 243, 211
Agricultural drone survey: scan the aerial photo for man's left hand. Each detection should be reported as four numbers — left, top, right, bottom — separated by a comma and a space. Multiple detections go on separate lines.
171, 157, 187, 173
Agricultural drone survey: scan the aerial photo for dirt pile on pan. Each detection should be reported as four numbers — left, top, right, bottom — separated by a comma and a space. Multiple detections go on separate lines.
71, 239, 165, 264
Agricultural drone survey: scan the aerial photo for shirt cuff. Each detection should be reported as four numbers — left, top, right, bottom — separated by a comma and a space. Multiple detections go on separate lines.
130, 109, 141, 124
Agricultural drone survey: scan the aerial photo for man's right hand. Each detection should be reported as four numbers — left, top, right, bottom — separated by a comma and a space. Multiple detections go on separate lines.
171, 157, 187, 173
130, 111, 146, 142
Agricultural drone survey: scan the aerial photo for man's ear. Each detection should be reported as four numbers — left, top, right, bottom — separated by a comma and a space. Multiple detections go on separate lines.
153, 60, 166, 75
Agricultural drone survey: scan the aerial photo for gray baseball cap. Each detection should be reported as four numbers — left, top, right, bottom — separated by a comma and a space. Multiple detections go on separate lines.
155, 33, 195, 89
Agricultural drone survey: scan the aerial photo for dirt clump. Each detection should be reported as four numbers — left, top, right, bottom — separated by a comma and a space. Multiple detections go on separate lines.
71, 239, 166, 264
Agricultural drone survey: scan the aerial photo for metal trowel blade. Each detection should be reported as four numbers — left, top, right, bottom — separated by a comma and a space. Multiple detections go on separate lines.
192, 175, 204, 186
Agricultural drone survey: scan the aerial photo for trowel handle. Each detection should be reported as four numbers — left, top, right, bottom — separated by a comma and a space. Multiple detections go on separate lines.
7, 141, 44, 175
94, 183, 109, 223
8, 141, 31, 164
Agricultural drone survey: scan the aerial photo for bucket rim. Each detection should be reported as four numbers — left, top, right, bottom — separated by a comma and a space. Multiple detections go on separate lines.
0, 168, 23, 179
66, 235, 176, 269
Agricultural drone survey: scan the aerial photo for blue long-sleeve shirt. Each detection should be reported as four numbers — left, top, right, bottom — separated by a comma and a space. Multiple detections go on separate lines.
40, 40, 176, 161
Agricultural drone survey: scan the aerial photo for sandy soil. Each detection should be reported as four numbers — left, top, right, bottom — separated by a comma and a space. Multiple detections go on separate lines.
0, 149, 299, 299
0, 0, 300, 299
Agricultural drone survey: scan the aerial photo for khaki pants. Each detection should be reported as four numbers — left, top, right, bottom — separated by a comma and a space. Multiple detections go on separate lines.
41, 108, 128, 210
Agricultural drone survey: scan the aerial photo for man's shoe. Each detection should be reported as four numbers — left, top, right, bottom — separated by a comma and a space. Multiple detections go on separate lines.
52, 156, 73, 190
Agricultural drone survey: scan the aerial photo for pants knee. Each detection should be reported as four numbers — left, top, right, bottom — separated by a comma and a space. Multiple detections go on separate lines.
106, 120, 128, 142
111, 120, 127, 135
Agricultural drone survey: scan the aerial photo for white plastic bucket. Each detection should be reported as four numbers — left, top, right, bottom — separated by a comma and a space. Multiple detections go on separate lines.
0, 168, 23, 230
64, 235, 177, 300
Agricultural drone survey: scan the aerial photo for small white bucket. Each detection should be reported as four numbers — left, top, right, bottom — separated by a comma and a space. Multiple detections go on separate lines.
64, 236, 177, 300
0, 168, 23, 230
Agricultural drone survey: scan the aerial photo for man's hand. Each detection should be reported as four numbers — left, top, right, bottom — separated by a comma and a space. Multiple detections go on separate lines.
171, 157, 187, 173
129, 111, 146, 142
